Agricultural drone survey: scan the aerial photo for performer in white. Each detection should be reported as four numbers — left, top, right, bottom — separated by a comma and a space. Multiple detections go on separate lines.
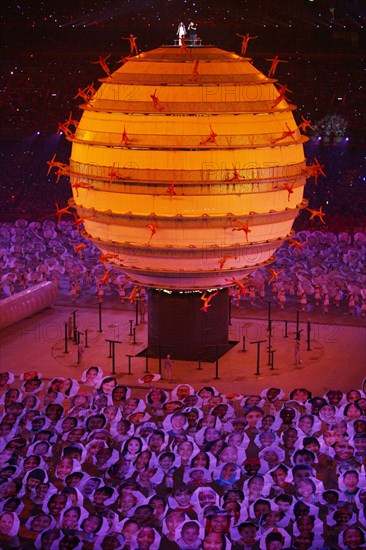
177, 22, 186, 45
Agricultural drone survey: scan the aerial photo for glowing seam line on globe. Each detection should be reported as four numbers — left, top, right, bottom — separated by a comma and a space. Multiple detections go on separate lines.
69, 161, 306, 183
70, 136, 308, 149
83, 104, 298, 115
68, 179, 305, 194
70, 203, 307, 227
80, 231, 294, 254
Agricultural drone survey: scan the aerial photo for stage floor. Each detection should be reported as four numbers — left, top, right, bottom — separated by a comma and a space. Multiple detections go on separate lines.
1, 297, 365, 397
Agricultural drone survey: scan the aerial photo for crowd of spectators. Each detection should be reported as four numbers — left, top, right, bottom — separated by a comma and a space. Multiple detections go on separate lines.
0, 368, 365, 549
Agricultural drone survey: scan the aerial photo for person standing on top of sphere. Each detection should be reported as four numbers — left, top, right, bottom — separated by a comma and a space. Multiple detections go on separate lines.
177, 22, 186, 45
188, 22, 198, 43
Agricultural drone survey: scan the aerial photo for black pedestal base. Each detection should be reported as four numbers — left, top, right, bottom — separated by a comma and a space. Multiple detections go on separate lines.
147, 288, 229, 361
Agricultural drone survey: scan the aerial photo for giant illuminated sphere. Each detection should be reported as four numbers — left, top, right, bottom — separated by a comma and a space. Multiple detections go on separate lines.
68, 45, 308, 359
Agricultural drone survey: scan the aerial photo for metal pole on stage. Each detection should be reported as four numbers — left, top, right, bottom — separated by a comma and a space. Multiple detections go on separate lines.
267, 301, 272, 332
98, 302, 103, 333
267, 319, 273, 365
126, 354, 133, 375
307, 320, 311, 351
135, 300, 139, 326
250, 339, 266, 376
105, 339, 122, 375
129, 320, 133, 336
64, 323, 69, 354
84, 329, 89, 348
72, 310, 78, 343
158, 345, 162, 377
214, 346, 220, 380
112, 342, 116, 374
270, 349, 276, 370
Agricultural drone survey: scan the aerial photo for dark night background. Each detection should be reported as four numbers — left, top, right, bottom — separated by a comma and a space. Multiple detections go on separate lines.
1, 0, 366, 231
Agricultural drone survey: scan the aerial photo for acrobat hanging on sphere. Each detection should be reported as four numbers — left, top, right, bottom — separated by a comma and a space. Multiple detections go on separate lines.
47, 154, 63, 175
150, 89, 164, 112
231, 217, 251, 242
200, 291, 218, 312
306, 206, 326, 224
271, 84, 293, 109
189, 59, 200, 82
121, 126, 128, 146
297, 116, 314, 134
218, 255, 237, 271
122, 34, 138, 56
91, 54, 111, 77
199, 125, 218, 146
167, 182, 176, 200
271, 124, 297, 145
305, 157, 326, 185
54, 203, 72, 223
74, 83, 96, 103
265, 55, 288, 78
236, 33, 258, 56
178, 35, 191, 57
283, 183, 294, 202
228, 165, 245, 183
99, 253, 120, 264
146, 223, 157, 245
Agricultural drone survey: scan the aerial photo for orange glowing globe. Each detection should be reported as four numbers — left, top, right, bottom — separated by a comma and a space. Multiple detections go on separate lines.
69, 46, 308, 290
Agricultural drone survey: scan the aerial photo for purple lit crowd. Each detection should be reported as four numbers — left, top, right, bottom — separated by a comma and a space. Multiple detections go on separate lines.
0, 369, 365, 549
1, 220, 366, 319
